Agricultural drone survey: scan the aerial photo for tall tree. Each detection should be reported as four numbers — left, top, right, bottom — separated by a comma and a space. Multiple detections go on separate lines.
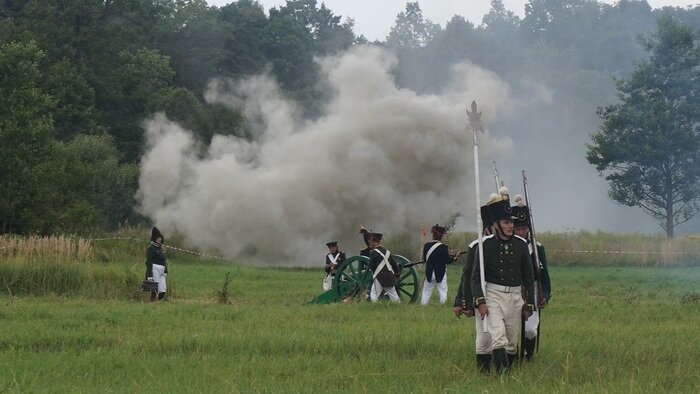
95, 48, 176, 160
483, 0, 520, 31
156, 0, 227, 94
0, 41, 55, 233
386, 2, 440, 49
586, 15, 700, 238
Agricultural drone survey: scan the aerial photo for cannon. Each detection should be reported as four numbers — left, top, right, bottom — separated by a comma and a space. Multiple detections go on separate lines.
309, 254, 420, 304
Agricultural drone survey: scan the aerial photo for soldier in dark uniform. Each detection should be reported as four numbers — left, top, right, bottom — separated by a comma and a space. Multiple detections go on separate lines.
512, 195, 552, 362
145, 227, 168, 301
367, 232, 401, 302
471, 195, 535, 373
323, 241, 346, 291
421, 224, 456, 305
454, 204, 495, 372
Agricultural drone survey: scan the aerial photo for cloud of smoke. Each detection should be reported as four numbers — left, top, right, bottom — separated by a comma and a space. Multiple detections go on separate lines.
137, 46, 517, 265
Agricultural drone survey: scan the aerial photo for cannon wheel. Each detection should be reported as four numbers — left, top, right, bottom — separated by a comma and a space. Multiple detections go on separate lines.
333, 254, 420, 303
333, 255, 371, 301
393, 255, 420, 303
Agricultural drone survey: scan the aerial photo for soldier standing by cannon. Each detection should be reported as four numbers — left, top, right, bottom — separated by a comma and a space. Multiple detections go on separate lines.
323, 241, 346, 291
420, 225, 456, 305
471, 196, 535, 373
359, 226, 372, 257
367, 232, 401, 303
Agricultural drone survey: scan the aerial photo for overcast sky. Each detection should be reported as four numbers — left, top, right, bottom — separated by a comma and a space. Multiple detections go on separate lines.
207, 1, 699, 41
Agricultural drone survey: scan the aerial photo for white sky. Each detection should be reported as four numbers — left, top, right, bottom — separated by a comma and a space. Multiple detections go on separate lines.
206, 1, 700, 41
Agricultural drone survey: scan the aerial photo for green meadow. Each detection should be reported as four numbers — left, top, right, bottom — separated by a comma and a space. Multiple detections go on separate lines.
1, 236, 700, 393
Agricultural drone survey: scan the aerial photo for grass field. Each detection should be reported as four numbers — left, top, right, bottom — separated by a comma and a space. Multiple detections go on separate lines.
2, 251, 700, 393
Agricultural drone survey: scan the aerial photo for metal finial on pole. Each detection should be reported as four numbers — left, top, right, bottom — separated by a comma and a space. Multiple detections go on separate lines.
467, 101, 488, 334
493, 161, 501, 192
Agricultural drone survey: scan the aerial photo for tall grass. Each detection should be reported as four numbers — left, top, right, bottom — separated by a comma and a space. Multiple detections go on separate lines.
0, 235, 142, 298
2, 230, 698, 300
394, 231, 700, 267
538, 230, 700, 266
1, 236, 91, 296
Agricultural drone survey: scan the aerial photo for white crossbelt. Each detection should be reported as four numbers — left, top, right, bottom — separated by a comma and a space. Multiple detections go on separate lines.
425, 242, 442, 263
485, 282, 521, 293
372, 249, 393, 279
327, 253, 340, 265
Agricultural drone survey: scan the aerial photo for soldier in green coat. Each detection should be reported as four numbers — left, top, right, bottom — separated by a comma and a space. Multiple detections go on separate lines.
512, 195, 552, 362
471, 195, 535, 373
454, 204, 495, 372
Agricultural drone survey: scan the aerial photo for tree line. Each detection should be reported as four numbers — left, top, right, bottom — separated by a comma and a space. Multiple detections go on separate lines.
2, 0, 700, 237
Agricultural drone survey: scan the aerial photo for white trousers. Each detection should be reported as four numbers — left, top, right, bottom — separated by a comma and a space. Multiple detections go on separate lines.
474, 314, 493, 355
322, 274, 333, 291
484, 285, 524, 354
152, 264, 167, 293
524, 285, 540, 340
370, 279, 400, 302
420, 272, 448, 305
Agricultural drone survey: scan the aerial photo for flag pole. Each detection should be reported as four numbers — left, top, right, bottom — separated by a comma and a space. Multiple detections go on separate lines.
467, 101, 488, 333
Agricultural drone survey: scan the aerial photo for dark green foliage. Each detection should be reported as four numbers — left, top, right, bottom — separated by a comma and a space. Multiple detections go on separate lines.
3, 0, 700, 235
587, 15, 700, 238
0, 0, 359, 234
189, 103, 247, 143
0, 41, 55, 233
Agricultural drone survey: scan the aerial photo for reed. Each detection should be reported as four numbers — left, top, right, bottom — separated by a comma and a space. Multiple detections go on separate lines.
538, 230, 700, 267
0, 235, 145, 298
389, 230, 700, 267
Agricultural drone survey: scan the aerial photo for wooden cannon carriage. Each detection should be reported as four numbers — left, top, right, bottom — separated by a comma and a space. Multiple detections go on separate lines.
309, 254, 420, 304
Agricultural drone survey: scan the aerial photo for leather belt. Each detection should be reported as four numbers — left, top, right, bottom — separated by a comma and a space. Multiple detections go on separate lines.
486, 283, 521, 293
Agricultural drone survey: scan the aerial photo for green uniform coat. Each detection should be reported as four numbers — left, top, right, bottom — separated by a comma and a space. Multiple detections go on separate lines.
471, 234, 535, 309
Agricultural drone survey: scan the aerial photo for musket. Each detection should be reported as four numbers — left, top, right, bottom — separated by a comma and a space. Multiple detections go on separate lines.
522, 170, 545, 352
467, 101, 488, 333
403, 250, 468, 268
522, 171, 543, 298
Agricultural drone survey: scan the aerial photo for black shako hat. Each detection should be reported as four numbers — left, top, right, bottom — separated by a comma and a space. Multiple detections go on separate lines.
326, 241, 338, 248
150, 227, 164, 243
484, 194, 516, 223
431, 224, 447, 236
359, 227, 372, 246
512, 194, 530, 228
369, 232, 383, 242
480, 205, 493, 229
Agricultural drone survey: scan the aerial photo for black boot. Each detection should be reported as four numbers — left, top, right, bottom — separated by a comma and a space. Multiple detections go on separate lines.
507, 352, 518, 369
158, 292, 166, 301
523, 338, 536, 361
492, 348, 509, 374
476, 354, 492, 373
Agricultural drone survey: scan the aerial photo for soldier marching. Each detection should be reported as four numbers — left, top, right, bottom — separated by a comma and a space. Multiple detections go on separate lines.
471, 193, 535, 373
512, 194, 552, 362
